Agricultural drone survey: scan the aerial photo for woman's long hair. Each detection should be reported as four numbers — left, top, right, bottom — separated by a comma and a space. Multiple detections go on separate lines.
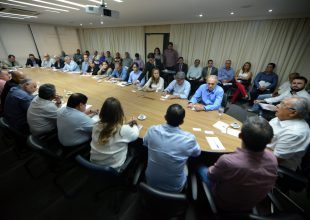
97, 97, 124, 145
149, 68, 160, 88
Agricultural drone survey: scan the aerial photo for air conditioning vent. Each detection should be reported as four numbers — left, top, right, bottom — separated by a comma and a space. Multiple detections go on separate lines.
0, 7, 40, 16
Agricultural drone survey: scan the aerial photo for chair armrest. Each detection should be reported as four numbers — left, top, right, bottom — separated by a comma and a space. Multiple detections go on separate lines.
190, 172, 198, 201
119, 154, 134, 173
267, 191, 284, 212
132, 162, 145, 185
201, 181, 218, 214
277, 166, 308, 184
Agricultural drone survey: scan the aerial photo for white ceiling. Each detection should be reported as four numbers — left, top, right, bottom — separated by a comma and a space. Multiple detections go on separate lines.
0, 0, 310, 28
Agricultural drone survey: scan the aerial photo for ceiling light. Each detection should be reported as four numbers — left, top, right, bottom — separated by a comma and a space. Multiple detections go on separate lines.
268, 9, 273, 13
114, 0, 124, 2
0, 11, 37, 18
0, 2, 26, 7
230, 12, 235, 15
0, 15, 25, 19
44, 9, 60, 13
55, 0, 85, 8
89, 22, 93, 25
198, 14, 203, 17
80, 23, 83, 26
88, 0, 101, 4
100, 21, 104, 24
8, 0, 69, 12
32, 0, 79, 10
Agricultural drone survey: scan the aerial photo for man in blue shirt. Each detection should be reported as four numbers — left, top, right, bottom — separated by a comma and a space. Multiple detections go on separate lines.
63, 56, 81, 72
81, 54, 89, 74
188, 75, 224, 111
143, 104, 201, 192
218, 60, 234, 91
163, 71, 191, 99
249, 63, 278, 105
108, 62, 128, 81
4, 79, 37, 133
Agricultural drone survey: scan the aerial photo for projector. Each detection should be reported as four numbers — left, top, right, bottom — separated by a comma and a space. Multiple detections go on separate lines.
85, 5, 119, 18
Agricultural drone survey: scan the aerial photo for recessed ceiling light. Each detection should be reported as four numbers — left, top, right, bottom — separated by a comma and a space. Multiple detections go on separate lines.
230, 12, 235, 15
80, 23, 83, 26
198, 14, 203, 17
88, 0, 101, 4
55, 0, 85, 8
114, 0, 124, 2
0, 11, 37, 18
100, 21, 104, 24
268, 9, 273, 13
0, 15, 25, 19
0, 2, 26, 7
32, 0, 79, 10
44, 9, 60, 13
89, 22, 93, 25
8, 0, 69, 12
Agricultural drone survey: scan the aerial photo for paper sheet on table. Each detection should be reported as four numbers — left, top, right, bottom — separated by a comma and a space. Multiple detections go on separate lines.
192, 128, 202, 132
226, 128, 240, 137
68, 71, 81, 74
213, 121, 229, 133
160, 95, 170, 99
91, 115, 100, 123
204, 130, 214, 135
259, 103, 277, 111
206, 137, 225, 150
117, 82, 126, 87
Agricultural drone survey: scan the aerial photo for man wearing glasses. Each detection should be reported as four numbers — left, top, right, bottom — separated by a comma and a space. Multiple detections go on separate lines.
267, 97, 310, 171
187, 75, 224, 111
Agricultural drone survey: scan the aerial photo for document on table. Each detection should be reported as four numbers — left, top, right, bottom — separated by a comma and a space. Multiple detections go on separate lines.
226, 128, 240, 137
206, 137, 225, 150
213, 121, 229, 133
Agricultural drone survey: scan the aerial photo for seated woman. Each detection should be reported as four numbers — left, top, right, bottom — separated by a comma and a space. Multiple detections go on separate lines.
97, 61, 112, 76
90, 97, 139, 169
143, 68, 164, 92
128, 63, 145, 86
86, 60, 100, 75
231, 62, 252, 104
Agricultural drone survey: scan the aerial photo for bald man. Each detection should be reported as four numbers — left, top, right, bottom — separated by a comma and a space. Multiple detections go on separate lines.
0, 71, 25, 113
4, 79, 37, 133
41, 53, 54, 68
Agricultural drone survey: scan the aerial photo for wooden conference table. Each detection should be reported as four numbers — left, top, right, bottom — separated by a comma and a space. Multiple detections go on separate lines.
22, 67, 241, 153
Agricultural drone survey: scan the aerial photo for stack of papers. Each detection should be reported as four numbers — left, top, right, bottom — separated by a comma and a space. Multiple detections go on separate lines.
213, 121, 229, 133
206, 137, 225, 150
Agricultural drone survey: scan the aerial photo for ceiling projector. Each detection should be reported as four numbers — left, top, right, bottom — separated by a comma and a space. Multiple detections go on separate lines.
85, 1, 119, 18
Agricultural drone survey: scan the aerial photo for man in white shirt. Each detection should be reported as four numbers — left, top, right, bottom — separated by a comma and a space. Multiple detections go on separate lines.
63, 56, 80, 72
187, 59, 202, 95
41, 53, 54, 68
268, 97, 310, 171
27, 83, 62, 137
249, 76, 309, 112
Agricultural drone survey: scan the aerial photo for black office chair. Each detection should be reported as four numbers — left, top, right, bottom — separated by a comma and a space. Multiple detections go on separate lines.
225, 104, 248, 123
200, 180, 304, 220
138, 182, 190, 220
221, 93, 228, 110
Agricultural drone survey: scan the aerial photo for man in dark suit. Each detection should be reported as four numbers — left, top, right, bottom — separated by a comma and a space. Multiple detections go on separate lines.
86, 61, 100, 75
200, 59, 218, 85
174, 57, 188, 74
25, 54, 42, 67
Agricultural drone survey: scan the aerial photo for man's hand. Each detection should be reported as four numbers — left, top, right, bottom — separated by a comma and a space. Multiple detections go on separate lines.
258, 86, 266, 91
187, 103, 194, 108
193, 104, 205, 111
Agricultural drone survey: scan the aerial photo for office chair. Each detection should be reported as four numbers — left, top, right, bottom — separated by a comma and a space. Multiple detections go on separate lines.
138, 182, 190, 220
225, 104, 247, 123
200, 180, 304, 220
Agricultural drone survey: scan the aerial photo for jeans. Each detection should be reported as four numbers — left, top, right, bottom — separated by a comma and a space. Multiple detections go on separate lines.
251, 94, 273, 111
197, 166, 210, 186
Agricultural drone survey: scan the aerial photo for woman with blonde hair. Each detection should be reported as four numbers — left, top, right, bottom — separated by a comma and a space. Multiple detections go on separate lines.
90, 97, 139, 169
143, 68, 164, 92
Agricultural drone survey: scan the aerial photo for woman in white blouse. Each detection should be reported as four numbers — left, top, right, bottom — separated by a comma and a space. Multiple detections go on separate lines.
143, 68, 164, 92
231, 62, 253, 104
90, 97, 139, 169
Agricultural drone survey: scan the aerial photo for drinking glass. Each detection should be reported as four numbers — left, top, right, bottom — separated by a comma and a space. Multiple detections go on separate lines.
218, 107, 224, 120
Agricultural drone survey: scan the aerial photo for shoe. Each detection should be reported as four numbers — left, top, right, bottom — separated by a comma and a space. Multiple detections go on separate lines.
247, 108, 257, 112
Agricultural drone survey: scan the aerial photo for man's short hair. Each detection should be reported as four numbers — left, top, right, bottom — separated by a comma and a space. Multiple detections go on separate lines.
241, 116, 274, 152
168, 42, 173, 46
38, 83, 56, 100
8, 54, 15, 59
67, 93, 88, 108
293, 76, 308, 85
175, 71, 185, 79
165, 104, 185, 127
207, 59, 213, 63
268, 63, 276, 69
207, 75, 218, 83
289, 97, 310, 119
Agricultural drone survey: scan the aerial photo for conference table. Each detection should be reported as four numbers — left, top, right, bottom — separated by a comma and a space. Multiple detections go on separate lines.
21, 67, 241, 153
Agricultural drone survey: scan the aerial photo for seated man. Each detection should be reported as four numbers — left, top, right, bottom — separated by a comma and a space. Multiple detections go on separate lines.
187, 59, 202, 95
198, 116, 277, 212
41, 53, 54, 68
163, 71, 191, 99
4, 79, 37, 133
122, 52, 133, 68
27, 83, 62, 137
174, 57, 188, 74
249, 76, 310, 112
217, 59, 234, 91
188, 75, 224, 111
201, 59, 218, 79
63, 56, 80, 72
108, 62, 128, 81
0, 71, 25, 113
81, 54, 89, 74
143, 104, 201, 192
52, 55, 64, 69
0, 70, 10, 96
249, 63, 278, 104
272, 72, 300, 97
57, 93, 95, 147
268, 97, 310, 171
3, 54, 22, 68
86, 60, 100, 75
25, 54, 41, 67
73, 49, 83, 66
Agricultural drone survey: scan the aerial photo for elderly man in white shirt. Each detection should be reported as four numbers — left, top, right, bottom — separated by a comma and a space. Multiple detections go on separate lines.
63, 56, 80, 72
41, 53, 54, 68
267, 96, 310, 171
